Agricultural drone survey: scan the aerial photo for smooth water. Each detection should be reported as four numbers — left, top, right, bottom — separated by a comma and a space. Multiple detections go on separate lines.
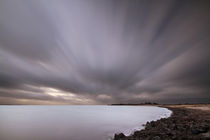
0, 106, 171, 140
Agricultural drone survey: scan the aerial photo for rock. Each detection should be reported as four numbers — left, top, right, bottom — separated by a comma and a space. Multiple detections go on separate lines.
113, 107, 210, 140
199, 127, 208, 133
114, 133, 126, 140
152, 136, 161, 140
191, 128, 200, 134
191, 126, 208, 134
202, 132, 210, 138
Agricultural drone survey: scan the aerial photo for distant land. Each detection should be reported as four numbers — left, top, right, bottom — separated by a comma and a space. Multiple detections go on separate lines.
111, 102, 210, 106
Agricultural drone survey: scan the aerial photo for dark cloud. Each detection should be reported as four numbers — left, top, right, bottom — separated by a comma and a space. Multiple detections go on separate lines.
0, 74, 19, 88
0, 0, 210, 104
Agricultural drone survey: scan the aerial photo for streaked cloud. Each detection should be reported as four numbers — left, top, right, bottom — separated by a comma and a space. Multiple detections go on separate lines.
0, 0, 210, 104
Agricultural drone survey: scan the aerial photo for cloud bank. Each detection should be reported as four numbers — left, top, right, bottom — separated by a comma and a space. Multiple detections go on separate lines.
0, 0, 210, 104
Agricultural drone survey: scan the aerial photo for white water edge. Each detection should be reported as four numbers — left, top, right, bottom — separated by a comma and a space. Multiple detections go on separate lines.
0, 105, 172, 140
108, 106, 172, 139
112, 106, 172, 136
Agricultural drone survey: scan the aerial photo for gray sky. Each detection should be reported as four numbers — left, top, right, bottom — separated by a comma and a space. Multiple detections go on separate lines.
0, 0, 210, 104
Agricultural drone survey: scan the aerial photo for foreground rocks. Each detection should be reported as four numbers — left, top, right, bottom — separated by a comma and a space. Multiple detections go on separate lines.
114, 107, 210, 140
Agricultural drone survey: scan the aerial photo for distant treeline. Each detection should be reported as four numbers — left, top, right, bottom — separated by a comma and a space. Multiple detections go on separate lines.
111, 102, 210, 106
111, 102, 159, 105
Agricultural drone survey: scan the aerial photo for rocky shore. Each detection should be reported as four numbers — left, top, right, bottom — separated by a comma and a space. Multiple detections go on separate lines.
114, 106, 210, 140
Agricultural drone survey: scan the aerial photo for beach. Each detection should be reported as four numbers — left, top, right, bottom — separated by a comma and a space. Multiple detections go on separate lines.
114, 104, 210, 140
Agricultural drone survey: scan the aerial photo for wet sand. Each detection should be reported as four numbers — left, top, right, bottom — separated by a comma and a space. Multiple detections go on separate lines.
114, 104, 210, 140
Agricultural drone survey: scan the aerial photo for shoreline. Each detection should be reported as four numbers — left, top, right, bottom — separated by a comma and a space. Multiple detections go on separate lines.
114, 105, 210, 140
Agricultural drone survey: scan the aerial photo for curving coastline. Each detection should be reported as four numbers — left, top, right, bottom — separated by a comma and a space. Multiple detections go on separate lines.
114, 105, 210, 140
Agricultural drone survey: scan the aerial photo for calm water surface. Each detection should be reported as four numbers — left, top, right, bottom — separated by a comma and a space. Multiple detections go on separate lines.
0, 106, 171, 140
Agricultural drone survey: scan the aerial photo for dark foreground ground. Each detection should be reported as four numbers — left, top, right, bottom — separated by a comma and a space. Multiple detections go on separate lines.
114, 105, 210, 140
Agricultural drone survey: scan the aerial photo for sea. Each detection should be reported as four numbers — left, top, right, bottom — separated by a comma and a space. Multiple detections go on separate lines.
0, 105, 171, 140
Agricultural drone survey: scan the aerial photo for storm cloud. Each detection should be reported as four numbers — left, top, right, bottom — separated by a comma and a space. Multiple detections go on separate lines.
0, 0, 210, 104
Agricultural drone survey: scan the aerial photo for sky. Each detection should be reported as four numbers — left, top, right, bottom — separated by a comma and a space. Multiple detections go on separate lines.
0, 0, 210, 105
